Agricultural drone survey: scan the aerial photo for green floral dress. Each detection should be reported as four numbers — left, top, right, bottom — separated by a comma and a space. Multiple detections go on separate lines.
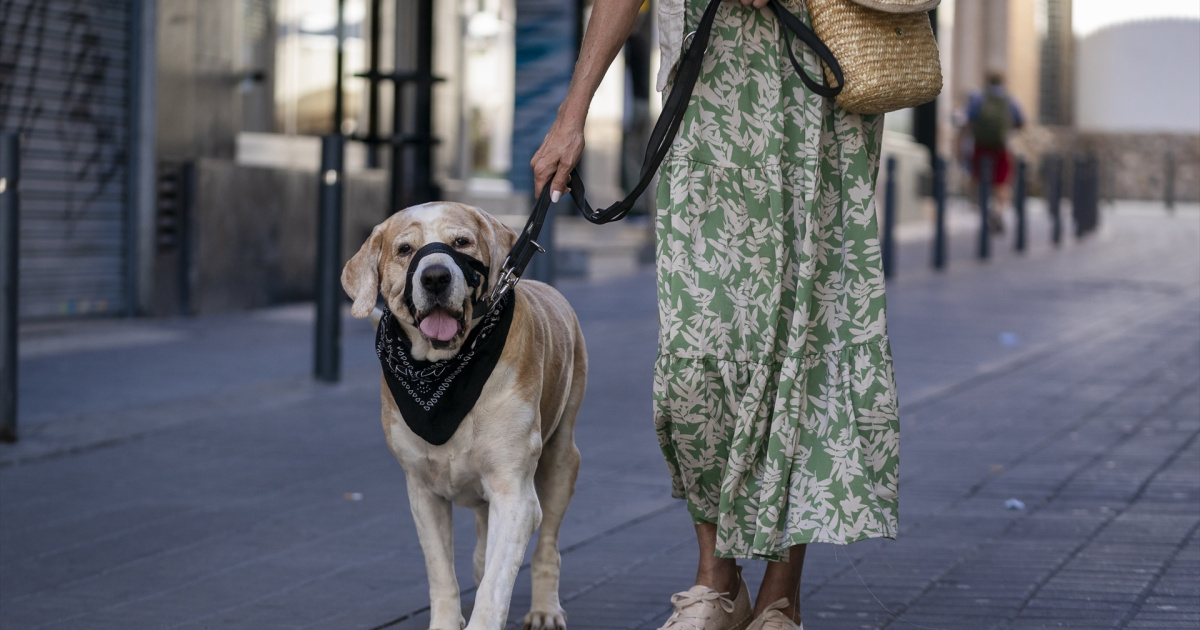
653, 0, 900, 561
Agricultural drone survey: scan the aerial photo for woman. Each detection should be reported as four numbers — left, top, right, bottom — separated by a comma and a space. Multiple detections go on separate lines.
532, 0, 899, 627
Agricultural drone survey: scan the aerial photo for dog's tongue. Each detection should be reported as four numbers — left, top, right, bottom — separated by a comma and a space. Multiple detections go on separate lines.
419, 311, 459, 341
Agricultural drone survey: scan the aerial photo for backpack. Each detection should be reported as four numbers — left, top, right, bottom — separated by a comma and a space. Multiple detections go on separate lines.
972, 92, 1011, 149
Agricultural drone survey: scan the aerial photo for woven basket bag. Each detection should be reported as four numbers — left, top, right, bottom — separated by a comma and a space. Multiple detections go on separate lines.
805, 0, 943, 114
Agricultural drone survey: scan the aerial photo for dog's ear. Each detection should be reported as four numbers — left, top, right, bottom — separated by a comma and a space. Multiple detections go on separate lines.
478, 211, 517, 292
342, 225, 384, 319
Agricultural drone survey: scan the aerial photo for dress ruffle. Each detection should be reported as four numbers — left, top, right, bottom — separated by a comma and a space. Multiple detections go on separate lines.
654, 340, 899, 561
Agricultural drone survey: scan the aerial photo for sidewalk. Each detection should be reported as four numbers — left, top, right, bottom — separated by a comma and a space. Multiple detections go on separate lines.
1, 202, 1197, 630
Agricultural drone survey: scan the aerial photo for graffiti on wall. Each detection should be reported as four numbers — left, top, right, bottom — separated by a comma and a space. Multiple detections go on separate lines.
0, 0, 129, 316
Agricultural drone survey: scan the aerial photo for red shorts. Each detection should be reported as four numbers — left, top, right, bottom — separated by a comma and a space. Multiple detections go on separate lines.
972, 146, 1011, 185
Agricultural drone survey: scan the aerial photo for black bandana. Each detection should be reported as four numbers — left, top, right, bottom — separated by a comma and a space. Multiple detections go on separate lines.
375, 291, 515, 445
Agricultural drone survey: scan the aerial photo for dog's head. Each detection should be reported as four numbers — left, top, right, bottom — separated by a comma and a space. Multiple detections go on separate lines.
342, 202, 517, 362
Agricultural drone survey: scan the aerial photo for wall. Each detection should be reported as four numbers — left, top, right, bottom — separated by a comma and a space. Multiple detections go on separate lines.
156, 0, 245, 161
188, 160, 386, 314
1013, 128, 1199, 202
1076, 19, 1200, 134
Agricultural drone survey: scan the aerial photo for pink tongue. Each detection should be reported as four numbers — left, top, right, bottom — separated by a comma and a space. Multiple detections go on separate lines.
419, 311, 459, 341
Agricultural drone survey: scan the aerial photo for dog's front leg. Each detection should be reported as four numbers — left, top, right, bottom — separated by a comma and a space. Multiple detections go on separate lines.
407, 477, 464, 630
466, 471, 542, 630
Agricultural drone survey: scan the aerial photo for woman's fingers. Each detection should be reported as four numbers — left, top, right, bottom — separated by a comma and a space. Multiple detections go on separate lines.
550, 165, 573, 203
531, 120, 585, 198
532, 153, 555, 198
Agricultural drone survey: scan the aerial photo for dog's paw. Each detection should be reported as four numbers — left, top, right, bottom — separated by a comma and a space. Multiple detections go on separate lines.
523, 608, 567, 630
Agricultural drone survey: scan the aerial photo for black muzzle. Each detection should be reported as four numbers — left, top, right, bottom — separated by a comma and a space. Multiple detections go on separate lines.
402, 242, 491, 321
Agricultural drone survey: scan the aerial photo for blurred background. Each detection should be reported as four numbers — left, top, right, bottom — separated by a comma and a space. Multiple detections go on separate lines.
1, 1, 1199, 629
0, 0, 1197, 321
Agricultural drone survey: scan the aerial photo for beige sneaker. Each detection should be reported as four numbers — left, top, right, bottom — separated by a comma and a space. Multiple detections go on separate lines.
658, 576, 753, 630
747, 598, 802, 630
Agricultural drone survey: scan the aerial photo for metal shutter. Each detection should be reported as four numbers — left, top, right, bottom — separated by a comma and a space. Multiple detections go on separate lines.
0, 0, 131, 319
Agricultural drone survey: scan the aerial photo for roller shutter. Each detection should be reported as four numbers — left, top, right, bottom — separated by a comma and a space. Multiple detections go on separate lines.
0, 0, 132, 319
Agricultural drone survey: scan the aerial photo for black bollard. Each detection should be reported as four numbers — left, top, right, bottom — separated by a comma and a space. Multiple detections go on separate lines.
178, 162, 195, 316
1072, 154, 1100, 238
1014, 159, 1027, 253
932, 156, 947, 270
315, 135, 344, 382
1165, 152, 1176, 212
1086, 154, 1100, 235
1046, 155, 1063, 247
1, 133, 18, 442
978, 155, 992, 260
882, 156, 897, 278
1072, 155, 1083, 238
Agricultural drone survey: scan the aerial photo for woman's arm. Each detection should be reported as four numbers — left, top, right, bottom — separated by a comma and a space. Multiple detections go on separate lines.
531, 0, 768, 201
531, 0, 644, 201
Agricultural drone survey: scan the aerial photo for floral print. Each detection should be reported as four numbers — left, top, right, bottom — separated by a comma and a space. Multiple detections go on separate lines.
653, 0, 899, 561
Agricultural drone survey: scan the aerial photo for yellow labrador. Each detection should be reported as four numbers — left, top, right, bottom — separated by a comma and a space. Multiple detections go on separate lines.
342, 202, 587, 630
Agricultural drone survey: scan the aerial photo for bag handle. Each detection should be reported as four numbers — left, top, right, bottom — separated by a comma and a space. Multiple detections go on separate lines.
490, 0, 842, 306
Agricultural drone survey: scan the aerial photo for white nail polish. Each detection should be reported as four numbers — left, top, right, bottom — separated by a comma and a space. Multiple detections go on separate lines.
551, 190, 562, 203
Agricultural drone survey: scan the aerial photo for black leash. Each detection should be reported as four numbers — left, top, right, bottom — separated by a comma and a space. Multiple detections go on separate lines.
489, 0, 842, 307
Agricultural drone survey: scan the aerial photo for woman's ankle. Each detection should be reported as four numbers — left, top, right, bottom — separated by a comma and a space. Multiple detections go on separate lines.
695, 561, 740, 594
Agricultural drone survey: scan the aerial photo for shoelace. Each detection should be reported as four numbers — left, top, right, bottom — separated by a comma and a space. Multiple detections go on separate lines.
748, 598, 798, 630
662, 589, 737, 630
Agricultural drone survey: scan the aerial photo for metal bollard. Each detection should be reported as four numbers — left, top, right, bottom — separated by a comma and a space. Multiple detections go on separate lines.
1165, 151, 1176, 212
932, 156, 947, 270
314, 135, 344, 382
1, 133, 19, 442
978, 155, 992, 260
1072, 154, 1100, 238
882, 156, 897, 278
1086, 155, 1100, 235
1072, 155, 1083, 238
1046, 155, 1063, 247
1014, 159, 1027, 253
178, 162, 195, 316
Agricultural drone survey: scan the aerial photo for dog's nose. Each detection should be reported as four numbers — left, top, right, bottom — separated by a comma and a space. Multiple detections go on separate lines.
421, 264, 453, 296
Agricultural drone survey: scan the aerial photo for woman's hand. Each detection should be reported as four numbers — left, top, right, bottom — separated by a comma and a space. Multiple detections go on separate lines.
530, 0, 643, 201
531, 107, 586, 202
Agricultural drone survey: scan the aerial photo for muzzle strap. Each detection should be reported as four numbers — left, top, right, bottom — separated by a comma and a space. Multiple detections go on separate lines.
402, 242, 491, 321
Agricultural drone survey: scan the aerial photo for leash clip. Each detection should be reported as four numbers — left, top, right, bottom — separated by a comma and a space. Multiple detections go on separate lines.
489, 264, 519, 306
487, 240, 544, 307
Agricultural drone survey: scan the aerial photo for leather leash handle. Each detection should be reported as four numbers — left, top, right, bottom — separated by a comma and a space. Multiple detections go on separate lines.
493, 0, 842, 303
767, 0, 843, 99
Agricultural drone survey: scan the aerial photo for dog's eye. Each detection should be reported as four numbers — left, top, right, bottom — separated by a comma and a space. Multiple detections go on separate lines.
453, 237, 471, 249
397, 244, 412, 256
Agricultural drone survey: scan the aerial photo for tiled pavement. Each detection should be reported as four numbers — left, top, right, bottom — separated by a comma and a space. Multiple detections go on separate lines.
1, 204, 1197, 629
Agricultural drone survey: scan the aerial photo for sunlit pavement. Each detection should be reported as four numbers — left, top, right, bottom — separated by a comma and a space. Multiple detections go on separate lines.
1, 202, 1197, 630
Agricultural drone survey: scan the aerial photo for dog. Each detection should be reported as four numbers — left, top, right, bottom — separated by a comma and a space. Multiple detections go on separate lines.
342, 202, 587, 630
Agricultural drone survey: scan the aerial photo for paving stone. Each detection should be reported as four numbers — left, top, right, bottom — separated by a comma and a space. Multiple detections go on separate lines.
1, 208, 1198, 629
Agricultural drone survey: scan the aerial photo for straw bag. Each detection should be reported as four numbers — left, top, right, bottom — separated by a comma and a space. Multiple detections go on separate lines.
805, 0, 943, 114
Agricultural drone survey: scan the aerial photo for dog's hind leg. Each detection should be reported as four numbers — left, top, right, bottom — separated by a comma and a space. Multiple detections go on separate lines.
473, 506, 488, 586
407, 478, 464, 630
525, 407, 582, 629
